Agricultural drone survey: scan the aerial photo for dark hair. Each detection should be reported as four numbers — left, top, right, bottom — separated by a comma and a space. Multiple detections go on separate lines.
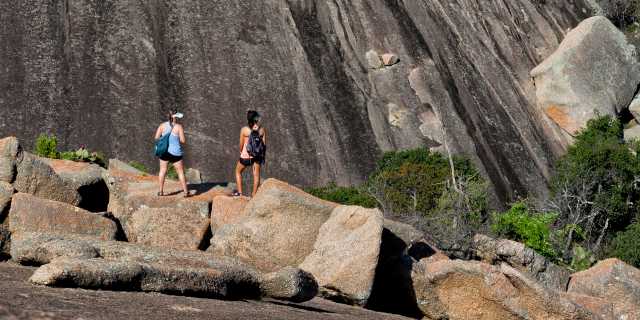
247, 110, 260, 126
168, 109, 177, 123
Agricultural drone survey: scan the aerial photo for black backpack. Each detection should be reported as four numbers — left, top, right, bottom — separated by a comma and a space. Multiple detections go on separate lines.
246, 129, 266, 157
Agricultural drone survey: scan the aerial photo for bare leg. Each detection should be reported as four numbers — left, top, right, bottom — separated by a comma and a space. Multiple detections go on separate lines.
173, 160, 189, 195
235, 161, 246, 195
158, 160, 169, 195
252, 162, 261, 197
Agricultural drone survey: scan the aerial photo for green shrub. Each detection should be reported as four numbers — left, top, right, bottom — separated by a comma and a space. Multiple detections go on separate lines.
367, 148, 481, 216
167, 166, 178, 180
610, 222, 640, 267
34, 134, 106, 168
58, 147, 106, 168
128, 161, 149, 173
550, 115, 640, 255
492, 201, 558, 259
59, 151, 76, 161
34, 134, 59, 159
571, 245, 595, 271
306, 183, 377, 208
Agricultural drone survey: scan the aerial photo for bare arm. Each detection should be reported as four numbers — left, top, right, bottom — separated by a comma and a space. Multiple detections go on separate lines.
154, 124, 164, 140
260, 127, 267, 146
238, 127, 246, 152
178, 125, 186, 144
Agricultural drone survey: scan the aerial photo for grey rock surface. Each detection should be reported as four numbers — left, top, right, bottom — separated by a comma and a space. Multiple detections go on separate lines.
531, 16, 640, 144
14, 232, 318, 303
0, 0, 593, 205
0, 182, 14, 220
13, 152, 81, 206
624, 121, 640, 142
473, 234, 571, 291
2, 262, 412, 320
41, 158, 109, 212
0, 137, 19, 184
260, 266, 319, 303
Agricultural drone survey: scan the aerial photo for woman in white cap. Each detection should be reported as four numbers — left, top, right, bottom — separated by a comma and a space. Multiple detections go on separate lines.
154, 110, 189, 197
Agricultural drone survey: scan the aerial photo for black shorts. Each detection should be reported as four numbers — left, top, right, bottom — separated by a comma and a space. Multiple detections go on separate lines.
239, 156, 265, 166
160, 152, 183, 163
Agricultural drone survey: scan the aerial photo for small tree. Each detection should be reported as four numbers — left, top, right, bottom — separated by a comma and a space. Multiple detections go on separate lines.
365, 148, 489, 257
548, 115, 640, 258
610, 222, 640, 267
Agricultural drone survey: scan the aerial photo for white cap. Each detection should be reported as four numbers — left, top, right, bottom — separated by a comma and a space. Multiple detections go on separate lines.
173, 112, 184, 119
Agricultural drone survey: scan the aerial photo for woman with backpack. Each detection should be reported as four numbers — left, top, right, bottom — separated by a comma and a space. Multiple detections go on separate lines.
154, 110, 189, 197
232, 110, 266, 197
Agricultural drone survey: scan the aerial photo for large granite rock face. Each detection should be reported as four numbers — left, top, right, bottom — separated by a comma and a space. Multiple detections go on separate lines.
568, 258, 640, 319
0, 0, 593, 204
8, 193, 118, 241
209, 179, 337, 272
531, 16, 640, 145
299, 206, 384, 306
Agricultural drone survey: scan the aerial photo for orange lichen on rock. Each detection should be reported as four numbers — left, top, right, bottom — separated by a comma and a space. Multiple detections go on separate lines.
544, 105, 581, 136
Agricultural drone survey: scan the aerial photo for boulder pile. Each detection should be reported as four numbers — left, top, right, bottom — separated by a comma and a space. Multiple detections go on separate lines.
0, 136, 639, 319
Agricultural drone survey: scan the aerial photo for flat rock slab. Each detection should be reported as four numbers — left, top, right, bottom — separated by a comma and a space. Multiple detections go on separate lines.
44, 159, 105, 187
13, 233, 318, 303
9, 193, 117, 240
127, 201, 211, 251
11, 232, 242, 269
300, 206, 384, 306
209, 179, 337, 272
30, 258, 261, 300
1, 262, 410, 320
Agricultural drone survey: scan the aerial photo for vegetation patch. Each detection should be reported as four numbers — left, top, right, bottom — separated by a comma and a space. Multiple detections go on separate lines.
35, 134, 106, 168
